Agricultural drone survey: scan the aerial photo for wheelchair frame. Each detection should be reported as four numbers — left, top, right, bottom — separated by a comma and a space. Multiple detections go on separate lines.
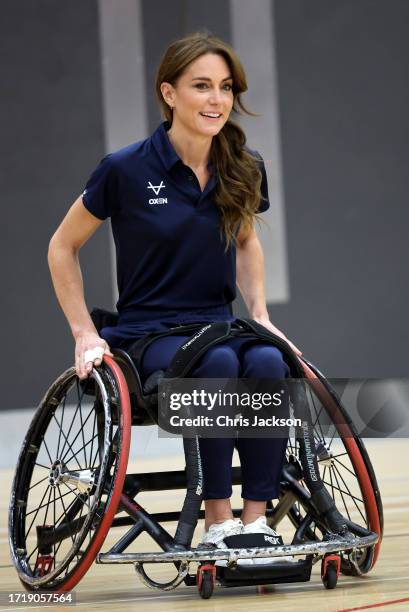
9, 338, 383, 599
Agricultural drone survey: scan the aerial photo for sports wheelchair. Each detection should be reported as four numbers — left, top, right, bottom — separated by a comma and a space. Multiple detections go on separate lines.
9, 311, 383, 599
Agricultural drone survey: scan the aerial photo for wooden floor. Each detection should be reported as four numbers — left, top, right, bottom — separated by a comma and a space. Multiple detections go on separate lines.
1, 439, 408, 612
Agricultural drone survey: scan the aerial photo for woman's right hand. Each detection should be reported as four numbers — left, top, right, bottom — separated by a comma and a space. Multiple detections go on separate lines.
75, 332, 114, 380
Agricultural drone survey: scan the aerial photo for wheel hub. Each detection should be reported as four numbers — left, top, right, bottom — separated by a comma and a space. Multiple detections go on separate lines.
48, 459, 95, 494
315, 441, 334, 466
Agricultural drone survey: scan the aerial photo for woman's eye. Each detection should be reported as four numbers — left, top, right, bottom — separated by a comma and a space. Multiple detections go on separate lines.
194, 83, 233, 91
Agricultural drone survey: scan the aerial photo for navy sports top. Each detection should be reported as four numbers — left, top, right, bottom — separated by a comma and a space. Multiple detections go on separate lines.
82, 121, 270, 321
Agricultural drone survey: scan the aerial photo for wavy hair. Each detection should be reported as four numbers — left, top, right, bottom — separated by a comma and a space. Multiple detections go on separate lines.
155, 32, 265, 249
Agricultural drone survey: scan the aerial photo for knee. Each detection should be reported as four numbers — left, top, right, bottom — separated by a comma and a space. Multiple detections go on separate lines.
242, 344, 289, 379
194, 345, 240, 378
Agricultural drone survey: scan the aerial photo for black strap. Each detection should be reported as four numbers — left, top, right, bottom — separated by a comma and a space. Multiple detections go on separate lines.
164, 321, 231, 378
128, 322, 211, 374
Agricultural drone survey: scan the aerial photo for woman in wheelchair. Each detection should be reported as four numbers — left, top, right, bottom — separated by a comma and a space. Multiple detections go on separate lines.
47, 32, 301, 558
10, 32, 382, 596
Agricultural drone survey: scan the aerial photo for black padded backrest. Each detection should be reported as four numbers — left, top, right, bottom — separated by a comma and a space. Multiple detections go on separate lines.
112, 349, 159, 426
90, 307, 119, 333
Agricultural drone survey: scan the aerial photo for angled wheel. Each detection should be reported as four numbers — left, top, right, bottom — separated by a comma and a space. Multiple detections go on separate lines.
9, 356, 131, 591
284, 359, 383, 575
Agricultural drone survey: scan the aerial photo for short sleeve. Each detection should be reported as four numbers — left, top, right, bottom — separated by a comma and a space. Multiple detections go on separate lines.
82, 154, 119, 220
256, 155, 270, 214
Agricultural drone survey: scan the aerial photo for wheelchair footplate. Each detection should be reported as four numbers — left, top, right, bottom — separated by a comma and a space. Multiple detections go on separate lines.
97, 531, 379, 596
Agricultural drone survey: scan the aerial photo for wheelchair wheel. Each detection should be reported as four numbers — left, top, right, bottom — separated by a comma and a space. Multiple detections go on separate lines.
9, 356, 131, 591
284, 359, 383, 575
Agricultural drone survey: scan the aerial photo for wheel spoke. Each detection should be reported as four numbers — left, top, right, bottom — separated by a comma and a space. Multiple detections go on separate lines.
53, 487, 56, 562
89, 409, 98, 475
61, 434, 99, 467
331, 463, 367, 524
60, 483, 89, 556
60, 402, 96, 465
25, 485, 51, 538
78, 393, 88, 468
331, 452, 348, 459
332, 455, 357, 478
327, 425, 337, 447
59, 379, 88, 460
53, 491, 82, 529
42, 438, 53, 466
26, 545, 38, 563
321, 478, 364, 506
62, 481, 90, 508
28, 474, 50, 491
56, 392, 67, 459
328, 464, 336, 503
331, 465, 352, 521
309, 388, 326, 442
90, 434, 102, 469
25, 487, 73, 519
52, 415, 82, 470
56, 485, 77, 548
42, 487, 54, 529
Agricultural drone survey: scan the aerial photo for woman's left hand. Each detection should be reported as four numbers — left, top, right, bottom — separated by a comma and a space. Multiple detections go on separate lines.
252, 315, 302, 357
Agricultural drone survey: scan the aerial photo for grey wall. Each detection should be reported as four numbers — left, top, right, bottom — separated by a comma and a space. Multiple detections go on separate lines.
1, 1, 113, 409
1, 0, 408, 413
269, 0, 409, 377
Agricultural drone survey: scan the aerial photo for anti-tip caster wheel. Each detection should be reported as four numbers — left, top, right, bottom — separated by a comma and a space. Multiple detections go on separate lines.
321, 554, 341, 589
197, 564, 216, 599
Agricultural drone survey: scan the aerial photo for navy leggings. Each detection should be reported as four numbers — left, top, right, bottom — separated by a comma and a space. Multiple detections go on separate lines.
141, 335, 290, 501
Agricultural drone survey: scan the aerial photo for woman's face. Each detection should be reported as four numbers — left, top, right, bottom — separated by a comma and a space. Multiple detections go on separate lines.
162, 53, 234, 138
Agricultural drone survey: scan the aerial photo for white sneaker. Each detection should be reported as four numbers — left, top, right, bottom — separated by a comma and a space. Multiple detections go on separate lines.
200, 519, 243, 566
242, 516, 296, 564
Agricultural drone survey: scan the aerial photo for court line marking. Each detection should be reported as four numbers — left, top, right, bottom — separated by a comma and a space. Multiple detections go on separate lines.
1, 575, 408, 611
337, 596, 409, 611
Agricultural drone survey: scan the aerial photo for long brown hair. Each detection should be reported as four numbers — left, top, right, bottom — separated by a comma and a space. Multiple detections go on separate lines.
155, 32, 265, 249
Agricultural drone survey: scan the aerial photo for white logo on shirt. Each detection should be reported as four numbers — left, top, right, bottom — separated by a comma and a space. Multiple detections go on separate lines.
147, 180, 166, 196
148, 197, 168, 205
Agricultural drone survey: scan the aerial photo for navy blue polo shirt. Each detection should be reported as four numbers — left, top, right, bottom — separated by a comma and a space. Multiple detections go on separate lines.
82, 122, 270, 316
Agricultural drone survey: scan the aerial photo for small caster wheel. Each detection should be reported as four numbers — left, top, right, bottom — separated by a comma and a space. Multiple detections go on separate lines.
197, 564, 216, 599
321, 554, 340, 590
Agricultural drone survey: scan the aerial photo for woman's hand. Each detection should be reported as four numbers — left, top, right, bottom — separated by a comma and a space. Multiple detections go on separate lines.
75, 332, 114, 380
252, 315, 302, 357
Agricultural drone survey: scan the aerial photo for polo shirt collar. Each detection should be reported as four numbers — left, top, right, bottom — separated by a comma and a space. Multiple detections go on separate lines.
151, 121, 181, 171
151, 121, 216, 176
